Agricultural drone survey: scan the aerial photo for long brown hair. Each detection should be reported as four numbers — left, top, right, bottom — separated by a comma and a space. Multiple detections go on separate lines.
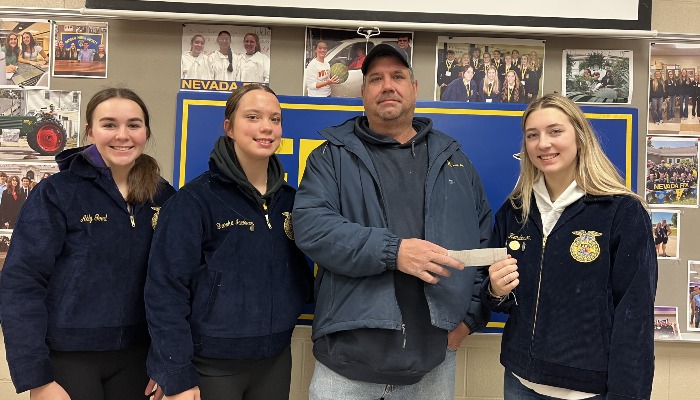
84, 88, 163, 205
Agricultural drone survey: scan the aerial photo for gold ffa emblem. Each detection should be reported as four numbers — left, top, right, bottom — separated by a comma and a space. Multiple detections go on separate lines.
282, 212, 294, 240
151, 207, 161, 230
570, 230, 602, 263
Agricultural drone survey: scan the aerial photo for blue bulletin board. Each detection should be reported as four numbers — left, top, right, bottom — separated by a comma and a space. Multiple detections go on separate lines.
174, 91, 638, 333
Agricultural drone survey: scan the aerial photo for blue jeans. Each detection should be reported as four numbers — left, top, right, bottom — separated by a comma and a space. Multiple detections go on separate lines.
651, 97, 663, 123
504, 370, 605, 400
309, 349, 456, 400
680, 94, 689, 118
667, 95, 676, 119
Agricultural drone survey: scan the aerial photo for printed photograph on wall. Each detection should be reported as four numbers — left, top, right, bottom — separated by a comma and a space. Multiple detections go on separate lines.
654, 306, 682, 340
0, 162, 59, 230
0, 230, 10, 270
688, 260, 700, 331
648, 42, 700, 135
302, 27, 413, 98
436, 37, 545, 103
563, 49, 632, 104
645, 136, 699, 207
0, 19, 51, 88
52, 21, 108, 78
181, 24, 271, 91
0, 88, 81, 163
650, 210, 680, 259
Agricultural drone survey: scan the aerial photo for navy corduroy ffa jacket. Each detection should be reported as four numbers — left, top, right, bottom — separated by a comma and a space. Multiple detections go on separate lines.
0, 145, 175, 393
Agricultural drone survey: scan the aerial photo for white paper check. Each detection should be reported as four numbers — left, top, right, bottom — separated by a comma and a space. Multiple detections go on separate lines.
447, 248, 507, 267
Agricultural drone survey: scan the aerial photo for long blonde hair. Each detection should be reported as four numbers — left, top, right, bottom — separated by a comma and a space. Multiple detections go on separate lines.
510, 93, 644, 222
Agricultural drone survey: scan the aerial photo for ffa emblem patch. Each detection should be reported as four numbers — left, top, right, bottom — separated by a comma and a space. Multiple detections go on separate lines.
570, 230, 602, 263
282, 212, 294, 240
508, 240, 521, 251
151, 207, 160, 230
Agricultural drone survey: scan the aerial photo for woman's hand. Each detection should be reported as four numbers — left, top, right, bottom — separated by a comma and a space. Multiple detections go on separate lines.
488, 254, 519, 297
30, 381, 71, 400
165, 387, 201, 400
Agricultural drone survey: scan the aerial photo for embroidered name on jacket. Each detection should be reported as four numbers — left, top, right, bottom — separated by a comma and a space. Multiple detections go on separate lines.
80, 214, 108, 223
507, 232, 530, 251
570, 230, 602, 263
216, 219, 254, 231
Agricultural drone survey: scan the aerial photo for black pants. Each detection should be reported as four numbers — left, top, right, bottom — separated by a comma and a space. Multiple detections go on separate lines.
198, 346, 292, 400
49, 345, 150, 400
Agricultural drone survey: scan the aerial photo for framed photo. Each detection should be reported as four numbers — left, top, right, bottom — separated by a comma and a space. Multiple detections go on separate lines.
563, 49, 632, 104
0, 19, 51, 89
654, 306, 682, 340
52, 21, 108, 78
645, 136, 699, 207
650, 210, 680, 259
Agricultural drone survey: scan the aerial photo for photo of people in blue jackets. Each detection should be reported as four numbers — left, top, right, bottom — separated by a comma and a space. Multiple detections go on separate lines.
145, 84, 312, 400
436, 36, 544, 103
0, 87, 176, 399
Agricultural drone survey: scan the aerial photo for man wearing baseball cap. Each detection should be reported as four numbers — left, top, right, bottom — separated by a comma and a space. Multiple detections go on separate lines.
294, 43, 491, 399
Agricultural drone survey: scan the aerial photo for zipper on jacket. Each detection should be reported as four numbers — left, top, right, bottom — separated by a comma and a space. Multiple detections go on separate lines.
530, 235, 547, 342
401, 324, 406, 348
129, 205, 135, 228
263, 202, 272, 229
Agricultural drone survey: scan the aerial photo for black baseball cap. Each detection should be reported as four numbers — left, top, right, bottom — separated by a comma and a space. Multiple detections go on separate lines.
361, 43, 410, 75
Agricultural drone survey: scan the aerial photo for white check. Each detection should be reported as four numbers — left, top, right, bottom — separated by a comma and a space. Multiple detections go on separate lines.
447, 248, 507, 267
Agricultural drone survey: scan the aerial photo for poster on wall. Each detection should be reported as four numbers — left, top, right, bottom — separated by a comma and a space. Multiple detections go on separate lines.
563, 49, 632, 104
0, 162, 59, 230
0, 89, 81, 163
435, 37, 544, 103
181, 24, 271, 92
302, 27, 413, 98
645, 136, 699, 207
648, 43, 700, 135
650, 210, 680, 259
654, 306, 682, 340
688, 261, 700, 332
0, 19, 51, 89
52, 21, 108, 78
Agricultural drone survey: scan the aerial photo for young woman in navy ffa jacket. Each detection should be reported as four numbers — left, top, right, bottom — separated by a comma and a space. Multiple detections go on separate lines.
0, 88, 176, 400
145, 84, 311, 400
481, 94, 657, 400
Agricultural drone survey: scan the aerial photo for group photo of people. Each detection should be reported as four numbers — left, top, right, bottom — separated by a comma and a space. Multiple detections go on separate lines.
302, 27, 413, 98
0, 20, 50, 88
645, 137, 699, 206
52, 21, 108, 78
648, 43, 700, 135
0, 167, 55, 230
563, 49, 632, 104
180, 24, 271, 85
650, 210, 680, 259
435, 36, 544, 104
653, 306, 682, 340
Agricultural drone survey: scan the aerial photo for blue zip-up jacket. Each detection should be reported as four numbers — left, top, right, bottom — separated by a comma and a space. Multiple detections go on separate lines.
481, 195, 657, 399
293, 118, 491, 342
0, 145, 175, 393
145, 161, 311, 396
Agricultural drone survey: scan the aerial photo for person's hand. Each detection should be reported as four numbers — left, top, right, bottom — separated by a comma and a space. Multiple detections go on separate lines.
165, 387, 201, 400
145, 379, 164, 400
488, 255, 518, 297
396, 238, 464, 284
447, 322, 471, 350
5, 64, 17, 74
30, 381, 71, 400
329, 75, 340, 84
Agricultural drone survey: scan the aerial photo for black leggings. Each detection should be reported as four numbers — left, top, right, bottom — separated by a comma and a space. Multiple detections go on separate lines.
198, 346, 292, 400
49, 345, 150, 400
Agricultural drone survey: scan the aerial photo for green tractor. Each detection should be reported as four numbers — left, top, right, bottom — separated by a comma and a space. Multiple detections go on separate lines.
0, 112, 67, 156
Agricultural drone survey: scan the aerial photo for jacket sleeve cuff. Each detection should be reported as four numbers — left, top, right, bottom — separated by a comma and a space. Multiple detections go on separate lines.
154, 364, 200, 396
385, 236, 401, 270
11, 358, 53, 394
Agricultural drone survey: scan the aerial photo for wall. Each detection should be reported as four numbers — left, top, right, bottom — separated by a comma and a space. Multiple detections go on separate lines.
1, 0, 700, 399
